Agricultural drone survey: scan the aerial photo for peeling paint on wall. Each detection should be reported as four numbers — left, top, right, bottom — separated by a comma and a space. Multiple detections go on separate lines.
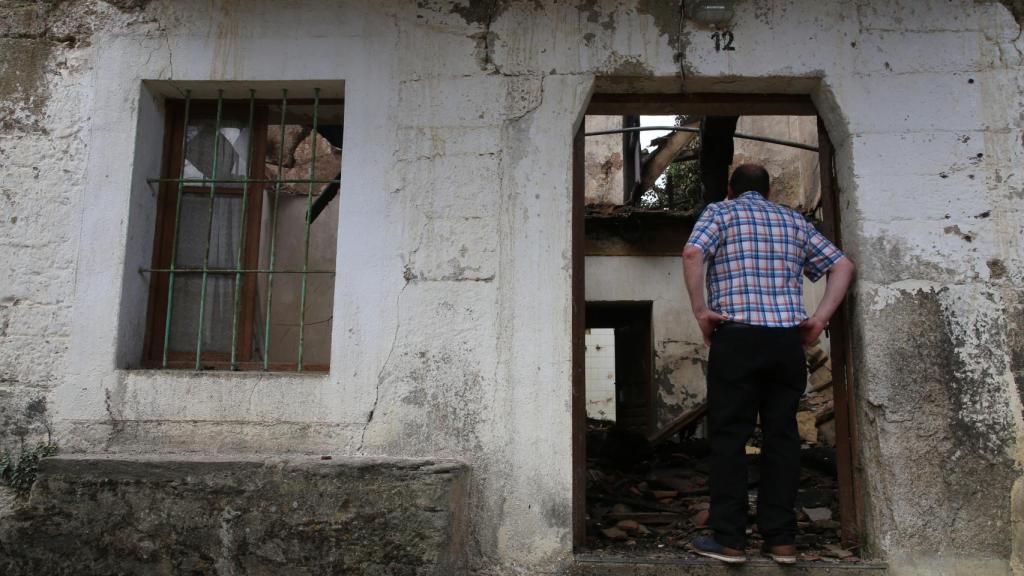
447, 0, 511, 27
992, 0, 1024, 27
637, 0, 681, 38
857, 285, 1019, 557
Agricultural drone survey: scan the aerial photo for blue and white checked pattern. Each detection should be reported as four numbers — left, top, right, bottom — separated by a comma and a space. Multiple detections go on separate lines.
686, 191, 843, 327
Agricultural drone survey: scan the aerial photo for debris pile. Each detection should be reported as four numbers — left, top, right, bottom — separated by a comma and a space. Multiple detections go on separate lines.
800, 345, 836, 447
584, 344, 858, 562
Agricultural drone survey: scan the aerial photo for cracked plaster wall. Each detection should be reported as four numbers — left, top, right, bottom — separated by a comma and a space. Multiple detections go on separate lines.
1, 0, 1023, 574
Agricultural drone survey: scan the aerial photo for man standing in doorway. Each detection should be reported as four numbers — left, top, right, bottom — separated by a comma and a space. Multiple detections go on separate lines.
682, 163, 855, 564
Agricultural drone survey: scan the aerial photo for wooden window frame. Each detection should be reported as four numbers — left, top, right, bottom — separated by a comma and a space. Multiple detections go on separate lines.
143, 99, 272, 370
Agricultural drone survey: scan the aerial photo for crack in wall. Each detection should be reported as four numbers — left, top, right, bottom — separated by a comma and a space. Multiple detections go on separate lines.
675, 0, 690, 80
356, 281, 405, 453
993, 0, 1024, 34
470, 29, 498, 73
357, 220, 429, 452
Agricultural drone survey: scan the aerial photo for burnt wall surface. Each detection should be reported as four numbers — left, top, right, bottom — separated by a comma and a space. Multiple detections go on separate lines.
856, 289, 1020, 561
0, 455, 468, 576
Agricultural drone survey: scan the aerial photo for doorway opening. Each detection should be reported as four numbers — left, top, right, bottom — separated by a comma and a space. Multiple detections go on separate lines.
585, 327, 619, 424
571, 93, 862, 564
586, 302, 655, 435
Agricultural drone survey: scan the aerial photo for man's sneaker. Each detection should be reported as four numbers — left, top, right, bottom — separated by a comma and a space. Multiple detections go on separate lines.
690, 535, 747, 564
762, 543, 797, 565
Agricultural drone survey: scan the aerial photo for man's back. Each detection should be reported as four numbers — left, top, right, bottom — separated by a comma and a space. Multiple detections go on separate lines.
688, 191, 841, 328
681, 164, 855, 565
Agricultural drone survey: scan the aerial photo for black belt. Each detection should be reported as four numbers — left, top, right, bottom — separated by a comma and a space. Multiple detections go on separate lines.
716, 321, 797, 331
717, 321, 753, 330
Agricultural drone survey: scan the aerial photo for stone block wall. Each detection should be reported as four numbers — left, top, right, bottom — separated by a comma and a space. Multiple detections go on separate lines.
0, 455, 468, 575
0, 0, 101, 454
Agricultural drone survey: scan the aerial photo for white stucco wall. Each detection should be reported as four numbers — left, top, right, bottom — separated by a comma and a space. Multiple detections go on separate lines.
584, 328, 616, 421
585, 256, 705, 429
1, 1, 1022, 574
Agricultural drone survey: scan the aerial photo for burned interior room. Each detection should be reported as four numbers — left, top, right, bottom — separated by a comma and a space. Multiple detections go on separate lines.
580, 110, 859, 562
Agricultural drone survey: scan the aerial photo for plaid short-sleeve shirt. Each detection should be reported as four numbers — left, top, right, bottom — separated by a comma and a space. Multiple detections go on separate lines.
685, 191, 844, 327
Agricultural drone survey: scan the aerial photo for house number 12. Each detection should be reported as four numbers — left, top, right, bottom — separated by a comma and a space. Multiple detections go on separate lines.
711, 30, 736, 52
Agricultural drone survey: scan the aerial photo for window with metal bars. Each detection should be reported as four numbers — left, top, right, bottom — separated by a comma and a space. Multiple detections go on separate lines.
143, 88, 342, 372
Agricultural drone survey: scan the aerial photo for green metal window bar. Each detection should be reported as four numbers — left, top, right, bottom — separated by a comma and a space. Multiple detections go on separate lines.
143, 87, 339, 372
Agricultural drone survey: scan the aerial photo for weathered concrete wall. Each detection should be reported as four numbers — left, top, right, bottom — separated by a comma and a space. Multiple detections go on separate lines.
0, 1, 1022, 575
584, 115, 625, 204
0, 0, 95, 454
731, 115, 820, 213
0, 455, 468, 575
824, 5, 1024, 574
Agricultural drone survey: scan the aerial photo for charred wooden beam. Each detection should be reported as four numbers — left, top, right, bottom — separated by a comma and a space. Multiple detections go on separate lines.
584, 209, 696, 256
646, 402, 708, 445
634, 129, 698, 202
699, 116, 738, 205
622, 115, 641, 205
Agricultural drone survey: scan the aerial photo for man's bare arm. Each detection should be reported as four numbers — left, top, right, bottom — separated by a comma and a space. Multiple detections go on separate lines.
683, 244, 727, 345
800, 256, 856, 345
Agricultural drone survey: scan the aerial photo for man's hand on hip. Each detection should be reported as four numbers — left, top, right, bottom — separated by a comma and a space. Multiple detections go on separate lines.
695, 309, 728, 346
798, 316, 826, 346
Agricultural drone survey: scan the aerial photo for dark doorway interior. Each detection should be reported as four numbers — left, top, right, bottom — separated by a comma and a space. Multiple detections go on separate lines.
586, 302, 654, 436
571, 93, 862, 564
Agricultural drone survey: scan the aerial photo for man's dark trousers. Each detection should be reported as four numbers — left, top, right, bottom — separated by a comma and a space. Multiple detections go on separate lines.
707, 322, 806, 549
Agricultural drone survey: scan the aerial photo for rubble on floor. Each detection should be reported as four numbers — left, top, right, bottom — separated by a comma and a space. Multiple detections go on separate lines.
584, 344, 856, 563
584, 421, 857, 562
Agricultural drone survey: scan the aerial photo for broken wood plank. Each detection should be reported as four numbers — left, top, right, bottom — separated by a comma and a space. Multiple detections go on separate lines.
646, 402, 708, 446
808, 373, 834, 394
603, 512, 685, 525
816, 408, 836, 426
635, 129, 697, 201
589, 494, 690, 515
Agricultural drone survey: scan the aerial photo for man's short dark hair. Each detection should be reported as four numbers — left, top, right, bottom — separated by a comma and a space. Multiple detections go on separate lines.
729, 163, 770, 196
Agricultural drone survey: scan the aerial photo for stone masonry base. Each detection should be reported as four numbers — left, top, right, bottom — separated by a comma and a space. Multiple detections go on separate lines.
0, 455, 468, 576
